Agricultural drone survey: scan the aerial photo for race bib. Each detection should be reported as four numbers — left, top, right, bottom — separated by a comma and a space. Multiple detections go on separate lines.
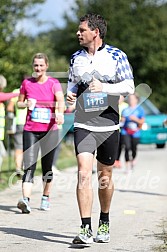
31, 108, 51, 123
83, 92, 108, 112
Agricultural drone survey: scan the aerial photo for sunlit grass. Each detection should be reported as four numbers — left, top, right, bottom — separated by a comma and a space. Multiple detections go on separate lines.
0, 141, 76, 191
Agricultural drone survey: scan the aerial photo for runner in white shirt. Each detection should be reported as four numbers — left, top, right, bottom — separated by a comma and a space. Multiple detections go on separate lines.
67, 13, 134, 244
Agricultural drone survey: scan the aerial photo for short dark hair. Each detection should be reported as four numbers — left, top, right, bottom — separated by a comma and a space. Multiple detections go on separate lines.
80, 13, 107, 39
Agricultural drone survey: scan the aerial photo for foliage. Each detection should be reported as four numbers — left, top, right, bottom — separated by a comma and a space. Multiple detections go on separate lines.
56, 141, 77, 170
0, 0, 45, 89
0, 0, 69, 91
50, 0, 167, 112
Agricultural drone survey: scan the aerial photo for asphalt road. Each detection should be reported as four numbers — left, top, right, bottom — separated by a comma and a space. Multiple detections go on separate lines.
0, 144, 167, 252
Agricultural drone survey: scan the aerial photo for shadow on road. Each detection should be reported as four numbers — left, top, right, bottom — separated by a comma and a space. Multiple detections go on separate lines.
0, 205, 18, 213
115, 189, 167, 197
0, 227, 73, 245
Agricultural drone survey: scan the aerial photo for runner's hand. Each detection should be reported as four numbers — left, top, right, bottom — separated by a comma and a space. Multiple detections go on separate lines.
67, 92, 76, 105
89, 76, 103, 92
55, 113, 64, 125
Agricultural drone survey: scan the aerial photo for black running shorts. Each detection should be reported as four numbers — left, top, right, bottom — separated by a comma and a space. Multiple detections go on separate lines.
74, 127, 119, 165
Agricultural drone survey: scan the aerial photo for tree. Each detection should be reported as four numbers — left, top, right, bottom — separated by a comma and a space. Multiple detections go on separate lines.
0, 0, 46, 90
50, 0, 167, 112
0, 0, 69, 92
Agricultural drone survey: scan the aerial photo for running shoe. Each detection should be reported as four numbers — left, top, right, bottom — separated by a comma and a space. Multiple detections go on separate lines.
17, 198, 31, 214
95, 220, 110, 243
40, 196, 50, 211
72, 224, 93, 244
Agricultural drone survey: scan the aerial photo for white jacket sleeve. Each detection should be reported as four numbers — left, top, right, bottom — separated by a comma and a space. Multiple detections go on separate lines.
102, 79, 135, 96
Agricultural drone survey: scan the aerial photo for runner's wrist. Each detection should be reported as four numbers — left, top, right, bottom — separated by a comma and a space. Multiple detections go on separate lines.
57, 112, 64, 117
102, 83, 107, 93
17, 101, 28, 108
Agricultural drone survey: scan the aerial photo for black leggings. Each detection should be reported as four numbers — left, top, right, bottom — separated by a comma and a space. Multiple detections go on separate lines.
22, 130, 59, 183
122, 135, 139, 162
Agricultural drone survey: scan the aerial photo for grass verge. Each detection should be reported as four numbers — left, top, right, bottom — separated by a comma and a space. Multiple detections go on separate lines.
0, 141, 76, 191
153, 219, 167, 252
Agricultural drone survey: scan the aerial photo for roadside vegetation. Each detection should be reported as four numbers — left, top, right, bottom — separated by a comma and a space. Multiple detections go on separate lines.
153, 219, 167, 252
0, 141, 76, 191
